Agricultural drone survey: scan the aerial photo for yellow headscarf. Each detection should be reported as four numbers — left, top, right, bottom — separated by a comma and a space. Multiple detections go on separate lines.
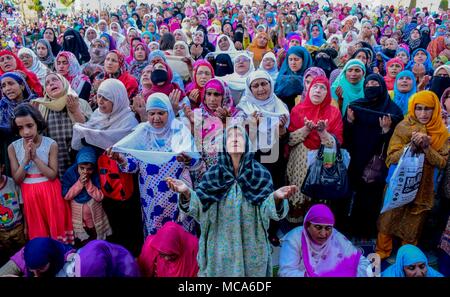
407, 90, 449, 150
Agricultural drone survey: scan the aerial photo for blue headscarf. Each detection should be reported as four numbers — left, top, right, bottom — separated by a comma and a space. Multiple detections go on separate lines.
331, 59, 366, 113
24, 237, 74, 277
406, 48, 433, 74
0, 72, 36, 131
100, 33, 117, 51
141, 31, 154, 41
265, 12, 277, 28
275, 46, 312, 100
307, 24, 326, 47
146, 20, 160, 41
382, 245, 443, 277
395, 47, 411, 64
61, 147, 100, 204
392, 70, 417, 115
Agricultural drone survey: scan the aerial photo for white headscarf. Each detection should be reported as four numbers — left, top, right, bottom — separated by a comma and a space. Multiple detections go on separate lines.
258, 52, 278, 82
18, 47, 48, 86
71, 79, 138, 150
84, 27, 98, 49
222, 51, 255, 92
112, 92, 199, 165
237, 70, 290, 150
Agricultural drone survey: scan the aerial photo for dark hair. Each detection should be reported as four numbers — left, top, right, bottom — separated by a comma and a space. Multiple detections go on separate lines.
159, 33, 176, 51
11, 103, 47, 135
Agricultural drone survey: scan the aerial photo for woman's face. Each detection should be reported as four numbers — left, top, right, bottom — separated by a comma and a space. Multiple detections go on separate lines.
436, 68, 450, 78
226, 128, 245, 154
411, 29, 421, 40
385, 39, 397, 50
36, 43, 48, 58
414, 51, 427, 64
99, 22, 107, 32
111, 15, 120, 23
159, 25, 169, 35
104, 53, 121, 74
0, 54, 17, 72
256, 34, 268, 48
44, 29, 54, 42
148, 22, 156, 32
100, 11, 109, 21
289, 38, 300, 48
345, 33, 353, 42
45, 74, 64, 98
19, 53, 33, 69
1, 77, 24, 101
174, 44, 187, 56
388, 62, 403, 77
97, 93, 114, 114
397, 76, 413, 92
307, 223, 333, 245
311, 26, 320, 38
149, 43, 159, 52
134, 45, 147, 61
87, 29, 97, 41
309, 82, 327, 105
403, 262, 428, 277
56, 56, 70, 76
262, 57, 275, 71
127, 30, 138, 43
223, 24, 232, 34
304, 75, 314, 94
250, 78, 271, 101
196, 65, 213, 88
288, 53, 303, 73
371, 27, 379, 36
193, 32, 204, 45
396, 51, 409, 64
355, 51, 368, 65
218, 36, 230, 51
111, 23, 120, 32
235, 56, 251, 75
174, 31, 184, 41
142, 35, 151, 45
141, 66, 153, 87
345, 66, 364, 84
414, 103, 434, 124
147, 109, 169, 129
204, 87, 223, 112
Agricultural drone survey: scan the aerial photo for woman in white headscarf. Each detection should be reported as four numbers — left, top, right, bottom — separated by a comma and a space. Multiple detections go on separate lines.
258, 52, 279, 82
109, 22, 126, 45
18, 47, 50, 86
72, 79, 139, 151
84, 27, 99, 49
222, 51, 255, 104
236, 69, 290, 245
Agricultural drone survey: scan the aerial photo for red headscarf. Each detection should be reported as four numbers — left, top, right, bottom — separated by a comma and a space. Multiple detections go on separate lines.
0, 50, 43, 96
138, 222, 199, 277
148, 60, 186, 98
126, 41, 149, 65
105, 50, 139, 98
288, 76, 343, 150
384, 57, 405, 91
185, 59, 215, 109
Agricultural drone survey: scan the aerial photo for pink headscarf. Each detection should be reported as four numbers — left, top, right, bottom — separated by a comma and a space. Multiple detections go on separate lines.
138, 222, 199, 277
301, 204, 361, 277
186, 59, 215, 109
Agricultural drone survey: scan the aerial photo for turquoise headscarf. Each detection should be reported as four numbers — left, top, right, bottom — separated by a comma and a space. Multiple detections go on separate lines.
392, 70, 417, 115
331, 59, 366, 113
395, 48, 411, 63
307, 24, 326, 47
382, 245, 443, 277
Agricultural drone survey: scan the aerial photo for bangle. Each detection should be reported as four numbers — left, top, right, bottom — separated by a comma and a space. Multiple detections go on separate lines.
24, 163, 31, 171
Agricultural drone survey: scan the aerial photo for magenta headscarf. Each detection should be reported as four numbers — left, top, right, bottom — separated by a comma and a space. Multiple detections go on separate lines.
185, 59, 215, 109
301, 204, 362, 277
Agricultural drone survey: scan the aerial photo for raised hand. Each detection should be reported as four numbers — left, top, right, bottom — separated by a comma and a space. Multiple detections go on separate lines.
169, 89, 181, 113
176, 152, 192, 166
182, 104, 194, 124
346, 107, 355, 123
106, 147, 126, 165
274, 185, 299, 200
304, 117, 316, 131
316, 119, 329, 133
379, 114, 392, 134
166, 177, 189, 195
188, 89, 200, 104
66, 94, 80, 114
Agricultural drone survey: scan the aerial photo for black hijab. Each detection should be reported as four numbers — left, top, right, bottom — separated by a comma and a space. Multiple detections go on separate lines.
313, 48, 338, 78
214, 53, 234, 77
344, 73, 404, 178
62, 28, 91, 65
351, 48, 374, 77
44, 27, 61, 57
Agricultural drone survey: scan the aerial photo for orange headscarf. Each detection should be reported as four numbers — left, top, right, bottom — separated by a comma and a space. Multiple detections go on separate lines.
407, 91, 449, 150
247, 32, 272, 68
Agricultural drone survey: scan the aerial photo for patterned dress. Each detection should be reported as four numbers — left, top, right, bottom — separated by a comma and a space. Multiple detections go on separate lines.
179, 183, 288, 277
121, 155, 196, 237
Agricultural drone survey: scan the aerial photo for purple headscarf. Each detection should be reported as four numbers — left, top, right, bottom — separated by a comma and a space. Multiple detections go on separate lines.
301, 204, 362, 277
302, 67, 326, 98
79, 240, 140, 277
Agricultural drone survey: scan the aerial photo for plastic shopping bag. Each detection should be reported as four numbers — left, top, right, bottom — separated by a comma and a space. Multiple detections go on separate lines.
380, 145, 424, 214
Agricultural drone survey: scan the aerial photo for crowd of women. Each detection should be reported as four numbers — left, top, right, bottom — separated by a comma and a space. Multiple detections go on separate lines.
0, 0, 449, 278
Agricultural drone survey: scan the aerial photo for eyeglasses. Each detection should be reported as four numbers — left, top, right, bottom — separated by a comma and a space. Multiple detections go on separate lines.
235, 57, 250, 64
206, 91, 222, 97
250, 81, 270, 89
414, 106, 434, 112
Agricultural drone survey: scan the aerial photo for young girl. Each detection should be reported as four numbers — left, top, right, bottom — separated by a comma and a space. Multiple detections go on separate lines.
62, 147, 112, 245
7, 103, 74, 244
